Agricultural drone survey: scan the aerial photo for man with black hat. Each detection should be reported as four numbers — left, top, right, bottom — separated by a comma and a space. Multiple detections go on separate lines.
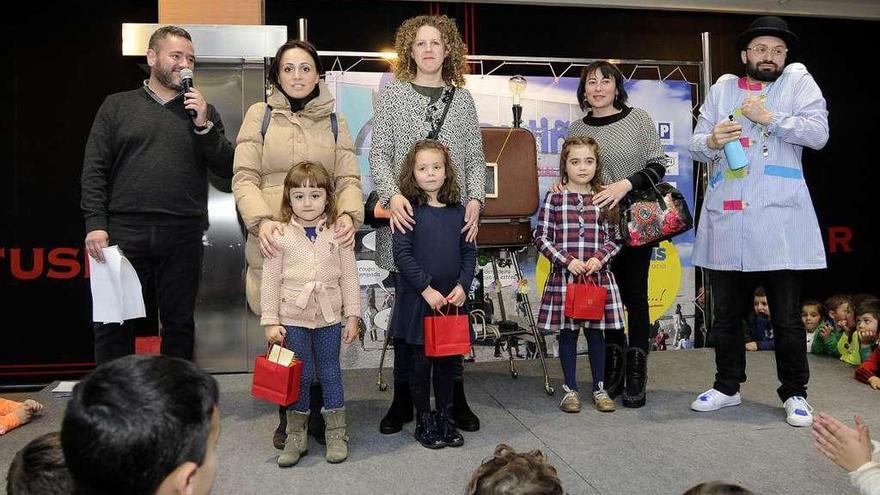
688, 16, 829, 427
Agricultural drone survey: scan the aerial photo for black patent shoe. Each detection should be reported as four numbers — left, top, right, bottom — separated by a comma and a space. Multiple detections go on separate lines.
437, 408, 464, 447
414, 412, 446, 449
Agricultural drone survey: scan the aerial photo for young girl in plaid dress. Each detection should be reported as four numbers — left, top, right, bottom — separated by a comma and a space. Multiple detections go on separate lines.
534, 136, 624, 413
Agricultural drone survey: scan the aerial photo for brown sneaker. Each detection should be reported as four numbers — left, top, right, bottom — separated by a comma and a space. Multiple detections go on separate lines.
559, 385, 581, 413
593, 385, 616, 413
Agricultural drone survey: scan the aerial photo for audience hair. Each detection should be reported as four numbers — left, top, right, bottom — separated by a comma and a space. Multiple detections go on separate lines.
682, 481, 754, 495
7, 431, 73, 495
753, 286, 766, 298
824, 294, 853, 314
464, 444, 563, 495
801, 299, 822, 311
61, 355, 219, 495
855, 299, 880, 320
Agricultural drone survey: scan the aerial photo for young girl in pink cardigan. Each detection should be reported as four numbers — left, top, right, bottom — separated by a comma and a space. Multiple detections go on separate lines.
261, 161, 360, 468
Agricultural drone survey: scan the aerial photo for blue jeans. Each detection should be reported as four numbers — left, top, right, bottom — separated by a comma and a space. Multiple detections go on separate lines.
284, 324, 344, 412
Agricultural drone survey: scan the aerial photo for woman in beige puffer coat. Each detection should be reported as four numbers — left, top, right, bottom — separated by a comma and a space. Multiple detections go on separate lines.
233, 41, 363, 316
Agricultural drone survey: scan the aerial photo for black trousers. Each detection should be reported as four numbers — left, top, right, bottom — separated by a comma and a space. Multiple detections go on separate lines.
609, 244, 654, 352
708, 269, 809, 401
93, 220, 204, 364
408, 344, 457, 413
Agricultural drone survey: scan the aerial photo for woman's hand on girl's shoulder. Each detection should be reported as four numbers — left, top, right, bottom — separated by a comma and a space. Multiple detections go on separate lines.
333, 213, 356, 248
389, 194, 416, 234
592, 180, 632, 209
461, 199, 481, 242
264, 325, 286, 345
259, 220, 284, 258
548, 181, 564, 194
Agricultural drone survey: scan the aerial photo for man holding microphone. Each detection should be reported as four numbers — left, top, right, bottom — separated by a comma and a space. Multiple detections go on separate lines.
81, 26, 234, 363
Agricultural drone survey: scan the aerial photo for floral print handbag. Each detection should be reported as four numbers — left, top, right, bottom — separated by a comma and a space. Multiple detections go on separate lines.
618, 173, 693, 247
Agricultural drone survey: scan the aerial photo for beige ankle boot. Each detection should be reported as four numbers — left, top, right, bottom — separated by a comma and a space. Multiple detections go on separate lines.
277, 410, 309, 467
322, 408, 349, 463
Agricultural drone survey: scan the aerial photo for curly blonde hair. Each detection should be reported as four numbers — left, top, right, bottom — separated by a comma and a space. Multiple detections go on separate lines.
392, 15, 468, 87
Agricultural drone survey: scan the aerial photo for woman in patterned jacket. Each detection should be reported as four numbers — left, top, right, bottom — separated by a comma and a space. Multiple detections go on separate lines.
369, 14, 485, 435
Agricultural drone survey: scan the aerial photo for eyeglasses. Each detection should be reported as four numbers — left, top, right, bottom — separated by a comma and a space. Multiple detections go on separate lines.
746, 45, 788, 57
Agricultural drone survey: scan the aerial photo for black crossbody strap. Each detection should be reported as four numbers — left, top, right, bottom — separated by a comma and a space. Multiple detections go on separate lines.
429, 87, 456, 139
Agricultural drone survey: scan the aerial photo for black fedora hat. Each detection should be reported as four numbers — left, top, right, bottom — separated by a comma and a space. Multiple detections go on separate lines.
736, 16, 799, 51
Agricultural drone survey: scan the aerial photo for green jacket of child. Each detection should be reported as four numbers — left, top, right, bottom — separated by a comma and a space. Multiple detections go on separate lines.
810, 321, 842, 357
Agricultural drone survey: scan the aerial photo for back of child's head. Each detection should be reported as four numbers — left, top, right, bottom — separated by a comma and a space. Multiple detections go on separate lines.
61, 355, 219, 495
464, 444, 563, 495
559, 136, 604, 188
399, 138, 461, 206
6, 432, 73, 495
682, 481, 753, 495
280, 161, 337, 224
753, 286, 766, 299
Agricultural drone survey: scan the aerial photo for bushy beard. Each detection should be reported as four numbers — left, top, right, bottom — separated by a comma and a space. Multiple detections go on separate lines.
153, 62, 183, 91
746, 60, 782, 82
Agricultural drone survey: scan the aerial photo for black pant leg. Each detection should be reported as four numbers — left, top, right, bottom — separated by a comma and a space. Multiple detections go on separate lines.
708, 270, 754, 395
155, 223, 203, 360
611, 244, 654, 352
764, 271, 808, 401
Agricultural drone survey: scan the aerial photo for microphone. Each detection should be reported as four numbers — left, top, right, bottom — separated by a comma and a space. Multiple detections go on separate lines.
180, 68, 197, 119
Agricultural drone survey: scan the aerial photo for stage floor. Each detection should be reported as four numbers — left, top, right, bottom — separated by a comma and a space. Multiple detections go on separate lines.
1, 349, 874, 495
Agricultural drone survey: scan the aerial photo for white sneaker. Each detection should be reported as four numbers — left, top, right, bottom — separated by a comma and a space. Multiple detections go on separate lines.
783, 396, 814, 427
690, 388, 742, 412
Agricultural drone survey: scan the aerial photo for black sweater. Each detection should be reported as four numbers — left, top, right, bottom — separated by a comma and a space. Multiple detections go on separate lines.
81, 88, 234, 231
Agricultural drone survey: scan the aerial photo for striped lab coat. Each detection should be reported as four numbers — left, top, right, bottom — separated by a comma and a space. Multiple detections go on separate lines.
689, 63, 829, 272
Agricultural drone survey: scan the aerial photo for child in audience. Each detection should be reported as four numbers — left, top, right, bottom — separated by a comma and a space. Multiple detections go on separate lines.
801, 299, 823, 348
0, 397, 43, 435
61, 355, 219, 495
744, 287, 774, 351
804, 298, 837, 356
853, 301, 880, 386
682, 481, 754, 494
812, 412, 880, 495
6, 431, 73, 495
819, 295, 853, 358
839, 299, 877, 367
464, 444, 564, 495
261, 161, 361, 466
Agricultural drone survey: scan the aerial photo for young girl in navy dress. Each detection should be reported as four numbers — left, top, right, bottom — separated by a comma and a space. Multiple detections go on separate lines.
391, 139, 477, 449
534, 136, 625, 413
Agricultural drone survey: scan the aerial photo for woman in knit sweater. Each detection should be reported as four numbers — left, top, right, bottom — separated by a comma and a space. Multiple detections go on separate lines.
370, 14, 485, 435
565, 60, 668, 408
233, 40, 363, 451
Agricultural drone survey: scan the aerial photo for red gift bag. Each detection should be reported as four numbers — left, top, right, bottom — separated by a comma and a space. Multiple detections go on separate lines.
564, 274, 607, 321
251, 345, 303, 406
424, 306, 471, 357
135, 336, 162, 355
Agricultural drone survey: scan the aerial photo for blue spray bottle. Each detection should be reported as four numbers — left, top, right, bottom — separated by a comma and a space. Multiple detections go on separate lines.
723, 114, 748, 170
